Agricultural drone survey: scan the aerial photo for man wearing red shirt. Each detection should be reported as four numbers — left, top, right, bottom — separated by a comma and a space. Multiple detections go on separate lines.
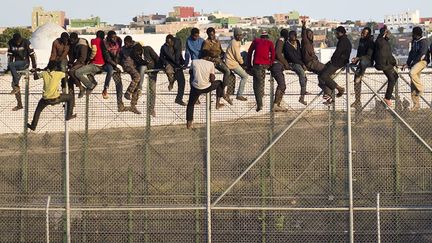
247, 31, 275, 112
75, 31, 106, 94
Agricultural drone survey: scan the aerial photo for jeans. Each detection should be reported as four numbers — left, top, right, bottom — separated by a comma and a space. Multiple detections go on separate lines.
215, 62, 231, 88
306, 60, 326, 74
123, 65, 141, 106
318, 63, 340, 96
103, 64, 115, 90
138, 66, 158, 111
270, 62, 286, 94
111, 72, 124, 108
174, 69, 186, 102
290, 63, 307, 95
8, 61, 29, 87
252, 64, 268, 108
231, 66, 249, 97
353, 58, 372, 102
186, 81, 224, 121
29, 94, 74, 129
383, 68, 398, 100
75, 64, 102, 89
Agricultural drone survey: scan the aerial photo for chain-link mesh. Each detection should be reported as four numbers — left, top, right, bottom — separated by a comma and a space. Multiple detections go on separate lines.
0, 68, 432, 242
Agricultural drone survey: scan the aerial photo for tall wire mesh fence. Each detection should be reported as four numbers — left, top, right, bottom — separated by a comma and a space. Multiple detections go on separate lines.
0, 68, 431, 242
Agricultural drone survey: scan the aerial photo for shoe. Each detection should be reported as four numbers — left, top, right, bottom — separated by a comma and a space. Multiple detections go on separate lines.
216, 103, 225, 109
272, 104, 288, 112
129, 106, 142, 114
27, 123, 35, 131
322, 95, 333, 106
186, 120, 193, 129
65, 114, 77, 121
137, 89, 142, 97
10, 86, 20, 95
78, 86, 86, 98
168, 82, 174, 91
304, 91, 311, 95
102, 89, 109, 99
299, 96, 307, 105
236, 96, 247, 101
336, 87, 345, 97
256, 105, 262, 112
223, 95, 233, 105
175, 100, 187, 106
351, 100, 362, 110
118, 104, 129, 112
12, 105, 23, 111
383, 98, 392, 107
195, 99, 201, 105
150, 109, 156, 117
124, 92, 132, 100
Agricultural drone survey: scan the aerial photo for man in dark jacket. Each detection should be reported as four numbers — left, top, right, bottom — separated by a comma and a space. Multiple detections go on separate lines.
285, 30, 309, 105
270, 29, 289, 112
351, 27, 375, 109
7, 33, 37, 111
318, 26, 351, 104
160, 34, 187, 106
137, 44, 160, 117
49, 32, 70, 72
402, 27, 430, 111
101, 31, 128, 112
301, 19, 325, 74
68, 32, 89, 99
120, 36, 146, 114
374, 26, 398, 107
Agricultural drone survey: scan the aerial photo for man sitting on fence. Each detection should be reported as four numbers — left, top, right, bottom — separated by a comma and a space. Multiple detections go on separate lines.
27, 61, 76, 131
186, 59, 225, 129
6, 33, 37, 111
402, 27, 430, 112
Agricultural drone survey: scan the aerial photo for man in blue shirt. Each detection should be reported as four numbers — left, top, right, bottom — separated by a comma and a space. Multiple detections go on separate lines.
185, 28, 204, 104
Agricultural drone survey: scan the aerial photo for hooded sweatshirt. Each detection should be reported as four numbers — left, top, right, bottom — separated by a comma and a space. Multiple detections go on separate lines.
407, 37, 430, 66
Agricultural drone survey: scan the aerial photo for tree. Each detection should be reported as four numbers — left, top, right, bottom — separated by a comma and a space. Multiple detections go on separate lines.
325, 28, 338, 47
0, 27, 32, 48
166, 17, 179, 23
365, 22, 379, 33
264, 16, 275, 24
398, 27, 405, 34
175, 27, 193, 50
208, 15, 216, 21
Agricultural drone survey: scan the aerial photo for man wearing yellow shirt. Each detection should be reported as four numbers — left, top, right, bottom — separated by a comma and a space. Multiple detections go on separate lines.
27, 62, 76, 131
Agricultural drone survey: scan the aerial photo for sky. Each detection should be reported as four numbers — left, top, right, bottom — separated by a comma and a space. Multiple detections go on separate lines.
1, 0, 432, 27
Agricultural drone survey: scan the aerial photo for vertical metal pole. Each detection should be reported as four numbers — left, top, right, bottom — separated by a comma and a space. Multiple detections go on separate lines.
128, 166, 133, 243
393, 84, 401, 193
64, 81, 71, 243
376, 193, 381, 243
346, 65, 354, 243
205, 92, 212, 243
143, 74, 151, 243
46, 196, 51, 243
81, 92, 89, 243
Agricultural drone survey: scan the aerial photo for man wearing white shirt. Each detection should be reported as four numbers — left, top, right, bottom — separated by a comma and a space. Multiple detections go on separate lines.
186, 59, 224, 129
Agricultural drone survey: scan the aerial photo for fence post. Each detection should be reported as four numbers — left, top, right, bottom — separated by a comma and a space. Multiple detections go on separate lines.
128, 166, 133, 243
64, 80, 71, 243
205, 92, 212, 243
346, 65, 354, 243
20, 70, 30, 242
393, 83, 401, 194
46, 196, 51, 243
142, 73, 151, 243
80, 90, 90, 242
376, 193, 381, 243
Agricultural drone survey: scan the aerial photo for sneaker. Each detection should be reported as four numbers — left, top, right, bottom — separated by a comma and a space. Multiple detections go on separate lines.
10, 86, 20, 95
78, 86, 86, 99
130, 106, 142, 114
322, 95, 333, 106
223, 95, 233, 105
236, 96, 247, 101
336, 87, 345, 97
383, 98, 392, 107
102, 89, 109, 99
272, 104, 288, 112
124, 92, 131, 100
65, 114, 77, 121
27, 123, 35, 131
175, 100, 187, 106
216, 103, 225, 110
299, 96, 307, 105
12, 105, 23, 111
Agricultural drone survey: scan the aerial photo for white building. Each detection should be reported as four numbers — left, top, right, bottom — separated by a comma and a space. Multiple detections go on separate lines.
180, 16, 210, 24
384, 10, 420, 25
